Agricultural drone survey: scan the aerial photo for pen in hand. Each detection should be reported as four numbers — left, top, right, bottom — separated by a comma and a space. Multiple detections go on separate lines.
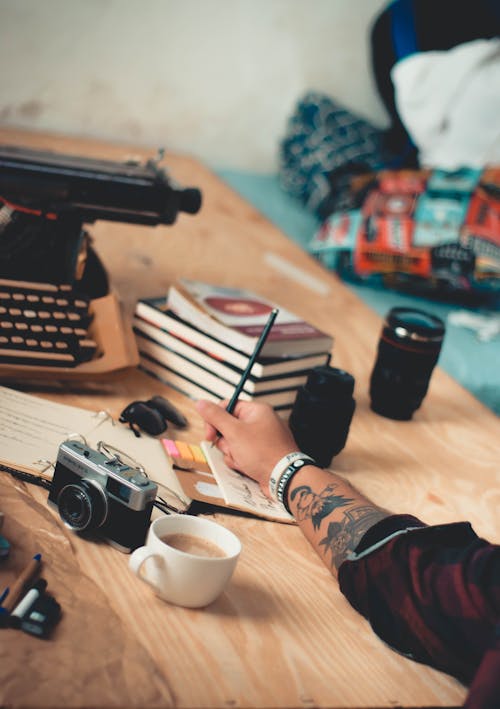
211, 307, 279, 446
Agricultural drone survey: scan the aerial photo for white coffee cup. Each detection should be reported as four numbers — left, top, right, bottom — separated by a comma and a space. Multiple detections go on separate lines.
129, 514, 241, 608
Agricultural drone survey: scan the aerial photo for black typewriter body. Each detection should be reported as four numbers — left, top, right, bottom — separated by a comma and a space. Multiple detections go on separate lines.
0, 144, 202, 380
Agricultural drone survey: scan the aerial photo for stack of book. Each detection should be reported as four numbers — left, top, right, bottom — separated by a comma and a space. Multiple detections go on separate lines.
133, 279, 334, 415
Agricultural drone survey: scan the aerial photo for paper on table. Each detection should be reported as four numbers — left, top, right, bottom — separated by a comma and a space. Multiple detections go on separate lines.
0, 385, 104, 474
201, 441, 293, 523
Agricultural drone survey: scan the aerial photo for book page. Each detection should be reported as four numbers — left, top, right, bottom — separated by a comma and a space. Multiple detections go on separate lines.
201, 441, 293, 523
0, 385, 106, 474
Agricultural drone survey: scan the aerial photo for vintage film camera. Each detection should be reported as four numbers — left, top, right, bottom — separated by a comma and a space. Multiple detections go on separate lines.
48, 439, 158, 553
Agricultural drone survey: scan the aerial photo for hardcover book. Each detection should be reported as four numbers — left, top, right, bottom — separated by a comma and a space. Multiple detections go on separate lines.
139, 354, 221, 404
133, 320, 312, 394
167, 279, 333, 358
138, 350, 298, 409
134, 301, 331, 376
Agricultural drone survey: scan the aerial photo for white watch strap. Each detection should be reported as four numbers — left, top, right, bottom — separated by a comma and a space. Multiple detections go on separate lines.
269, 452, 308, 498
269, 452, 316, 510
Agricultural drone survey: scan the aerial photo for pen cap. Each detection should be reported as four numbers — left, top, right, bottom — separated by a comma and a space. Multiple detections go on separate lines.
20, 592, 62, 638
11, 578, 48, 619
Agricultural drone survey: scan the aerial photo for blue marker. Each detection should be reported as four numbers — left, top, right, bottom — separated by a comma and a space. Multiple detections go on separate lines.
0, 534, 10, 559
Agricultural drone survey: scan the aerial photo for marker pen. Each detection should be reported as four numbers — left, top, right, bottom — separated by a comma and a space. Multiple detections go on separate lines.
0, 534, 10, 559
2, 552, 42, 613
11, 578, 48, 620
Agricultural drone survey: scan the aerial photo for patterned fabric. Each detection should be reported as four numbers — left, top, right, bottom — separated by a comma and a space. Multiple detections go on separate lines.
308, 166, 500, 297
279, 92, 391, 219
338, 514, 500, 708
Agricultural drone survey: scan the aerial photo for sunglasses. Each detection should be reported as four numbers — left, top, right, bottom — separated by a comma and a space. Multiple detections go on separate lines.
119, 395, 188, 437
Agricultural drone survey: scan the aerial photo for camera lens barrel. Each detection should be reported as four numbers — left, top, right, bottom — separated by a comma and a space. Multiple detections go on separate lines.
288, 365, 356, 468
57, 480, 108, 532
369, 307, 445, 421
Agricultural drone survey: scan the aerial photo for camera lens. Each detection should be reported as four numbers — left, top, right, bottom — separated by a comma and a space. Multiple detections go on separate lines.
288, 365, 356, 468
57, 480, 108, 532
369, 307, 445, 421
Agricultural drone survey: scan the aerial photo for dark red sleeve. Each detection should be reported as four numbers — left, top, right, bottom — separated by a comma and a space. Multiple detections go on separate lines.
338, 515, 500, 704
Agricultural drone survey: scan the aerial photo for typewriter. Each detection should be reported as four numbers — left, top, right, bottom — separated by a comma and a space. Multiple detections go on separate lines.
0, 145, 202, 380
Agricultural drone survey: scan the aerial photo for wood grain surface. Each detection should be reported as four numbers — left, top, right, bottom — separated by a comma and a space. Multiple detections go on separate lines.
1, 128, 498, 708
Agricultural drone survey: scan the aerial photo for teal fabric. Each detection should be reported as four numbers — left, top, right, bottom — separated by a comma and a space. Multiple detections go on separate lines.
216, 169, 500, 415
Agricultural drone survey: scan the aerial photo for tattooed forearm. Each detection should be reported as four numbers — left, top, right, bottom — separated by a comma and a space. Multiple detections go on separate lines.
288, 478, 389, 570
319, 506, 389, 570
290, 483, 354, 530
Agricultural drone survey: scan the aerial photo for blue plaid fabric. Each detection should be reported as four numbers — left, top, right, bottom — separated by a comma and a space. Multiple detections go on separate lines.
279, 92, 388, 218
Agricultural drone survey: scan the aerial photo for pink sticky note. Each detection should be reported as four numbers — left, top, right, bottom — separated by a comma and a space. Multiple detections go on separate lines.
162, 438, 180, 457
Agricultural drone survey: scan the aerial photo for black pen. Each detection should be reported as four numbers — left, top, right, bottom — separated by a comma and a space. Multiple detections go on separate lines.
212, 308, 279, 445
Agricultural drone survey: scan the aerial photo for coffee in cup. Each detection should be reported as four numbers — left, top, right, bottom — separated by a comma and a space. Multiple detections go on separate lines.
160, 532, 226, 558
129, 514, 241, 608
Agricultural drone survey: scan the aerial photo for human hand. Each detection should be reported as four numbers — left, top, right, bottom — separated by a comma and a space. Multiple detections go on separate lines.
195, 399, 298, 495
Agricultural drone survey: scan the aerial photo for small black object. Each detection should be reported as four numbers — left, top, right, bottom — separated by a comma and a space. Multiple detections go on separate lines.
119, 395, 188, 436
369, 307, 445, 421
146, 395, 188, 428
288, 366, 356, 468
119, 401, 168, 437
19, 592, 62, 638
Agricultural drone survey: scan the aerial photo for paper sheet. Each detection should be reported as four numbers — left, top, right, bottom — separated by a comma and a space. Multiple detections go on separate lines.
0, 385, 104, 474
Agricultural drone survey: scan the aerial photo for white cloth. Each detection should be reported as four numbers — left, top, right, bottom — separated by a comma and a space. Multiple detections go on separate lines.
391, 38, 500, 169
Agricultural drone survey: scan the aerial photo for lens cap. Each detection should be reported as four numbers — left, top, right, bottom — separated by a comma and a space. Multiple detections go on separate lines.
305, 366, 355, 398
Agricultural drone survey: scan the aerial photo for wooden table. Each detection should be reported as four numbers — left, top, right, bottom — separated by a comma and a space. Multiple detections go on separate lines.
1, 129, 499, 709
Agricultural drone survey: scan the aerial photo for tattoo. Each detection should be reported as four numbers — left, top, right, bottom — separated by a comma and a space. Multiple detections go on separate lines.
319, 506, 389, 569
290, 483, 354, 530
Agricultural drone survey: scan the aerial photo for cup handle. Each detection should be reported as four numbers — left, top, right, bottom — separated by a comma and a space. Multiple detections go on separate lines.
129, 546, 165, 592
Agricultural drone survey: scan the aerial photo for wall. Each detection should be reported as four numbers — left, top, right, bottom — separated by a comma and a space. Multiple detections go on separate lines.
0, 0, 388, 171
